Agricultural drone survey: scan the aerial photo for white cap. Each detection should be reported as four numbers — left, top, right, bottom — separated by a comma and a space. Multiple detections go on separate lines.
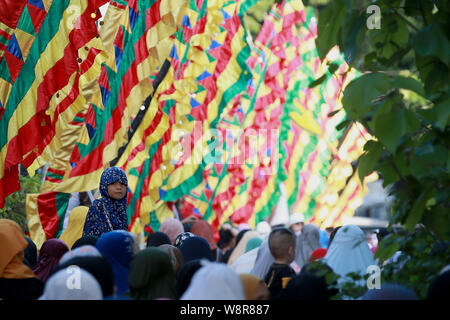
256, 221, 271, 236
288, 212, 305, 226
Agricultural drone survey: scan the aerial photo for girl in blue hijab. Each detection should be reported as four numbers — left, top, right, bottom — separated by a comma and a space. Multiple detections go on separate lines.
83, 167, 129, 237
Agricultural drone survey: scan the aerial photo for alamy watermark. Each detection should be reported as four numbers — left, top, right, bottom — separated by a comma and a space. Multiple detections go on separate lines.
366, 265, 381, 289
66, 265, 81, 290
367, 5, 381, 30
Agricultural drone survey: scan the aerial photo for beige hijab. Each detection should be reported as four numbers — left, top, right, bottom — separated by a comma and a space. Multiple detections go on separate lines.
227, 231, 260, 266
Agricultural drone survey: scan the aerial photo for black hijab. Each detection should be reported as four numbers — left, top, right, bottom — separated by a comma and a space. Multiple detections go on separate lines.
51, 256, 114, 297
23, 237, 38, 269
147, 232, 171, 247
71, 235, 98, 250
175, 259, 203, 298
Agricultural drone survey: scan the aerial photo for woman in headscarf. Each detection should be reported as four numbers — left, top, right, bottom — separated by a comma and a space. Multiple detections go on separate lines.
23, 237, 38, 269
59, 206, 89, 249
147, 231, 171, 247
0, 219, 44, 300
239, 274, 269, 300
174, 231, 196, 248
222, 229, 251, 264
246, 237, 263, 253
227, 231, 260, 266
51, 256, 115, 299
128, 247, 177, 300
158, 217, 184, 245
96, 230, 135, 295
178, 236, 213, 263
217, 227, 237, 261
295, 224, 321, 269
158, 244, 184, 276
39, 267, 103, 300
58, 245, 102, 265
323, 224, 376, 283
190, 220, 221, 261
250, 240, 275, 280
181, 261, 245, 300
230, 237, 263, 274
71, 235, 98, 249
175, 259, 203, 298
83, 167, 129, 237
32, 238, 69, 283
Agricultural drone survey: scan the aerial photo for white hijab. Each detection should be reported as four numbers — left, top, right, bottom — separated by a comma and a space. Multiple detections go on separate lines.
324, 224, 376, 279
39, 267, 103, 300
249, 240, 274, 279
181, 260, 245, 300
230, 247, 259, 274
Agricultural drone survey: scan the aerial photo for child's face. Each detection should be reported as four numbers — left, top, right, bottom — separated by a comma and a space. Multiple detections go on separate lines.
107, 180, 127, 200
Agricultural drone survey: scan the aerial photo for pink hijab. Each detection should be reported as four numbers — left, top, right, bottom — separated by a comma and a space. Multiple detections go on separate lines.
158, 218, 184, 245
190, 220, 217, 250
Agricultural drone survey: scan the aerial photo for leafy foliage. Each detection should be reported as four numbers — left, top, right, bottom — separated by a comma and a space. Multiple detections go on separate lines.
312, 0, 450, 298
0, 173, 41, 232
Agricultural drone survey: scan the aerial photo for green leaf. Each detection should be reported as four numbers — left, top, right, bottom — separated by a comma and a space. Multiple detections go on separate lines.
328, 62, 339, 74
375, 242, 401, 262
374, 109, 420, 153
315, 0, 347, 60
358, 141, 383, 182
435, 101, 450, 131
327, 109, 342, 118
391, 76, 426, 97
374, 111, 403, 153
340, 10, 367, 67
423, 206, 450, 241
342, 72, 391, 120
378, 161, 400, 187
336, 119, 351, 131
404, 187, 435, 231
413, 24, 450, 67
308, 74, 327, 88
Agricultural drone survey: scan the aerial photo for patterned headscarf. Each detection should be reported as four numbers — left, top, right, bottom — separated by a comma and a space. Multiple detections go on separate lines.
174, 232, 195, 248
32, 239, 69, 282
96, 230, 135, 295
83, 167, 129, 237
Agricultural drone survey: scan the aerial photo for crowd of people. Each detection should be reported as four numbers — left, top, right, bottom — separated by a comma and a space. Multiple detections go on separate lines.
1, 167, 449, 300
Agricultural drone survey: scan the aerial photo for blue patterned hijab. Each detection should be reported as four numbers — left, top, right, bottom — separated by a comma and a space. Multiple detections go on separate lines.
96, 230, 135, 295
83, 167, 129, 237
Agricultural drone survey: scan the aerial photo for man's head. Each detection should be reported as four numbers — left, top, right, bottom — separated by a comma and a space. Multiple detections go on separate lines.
268, 227, 296, 264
